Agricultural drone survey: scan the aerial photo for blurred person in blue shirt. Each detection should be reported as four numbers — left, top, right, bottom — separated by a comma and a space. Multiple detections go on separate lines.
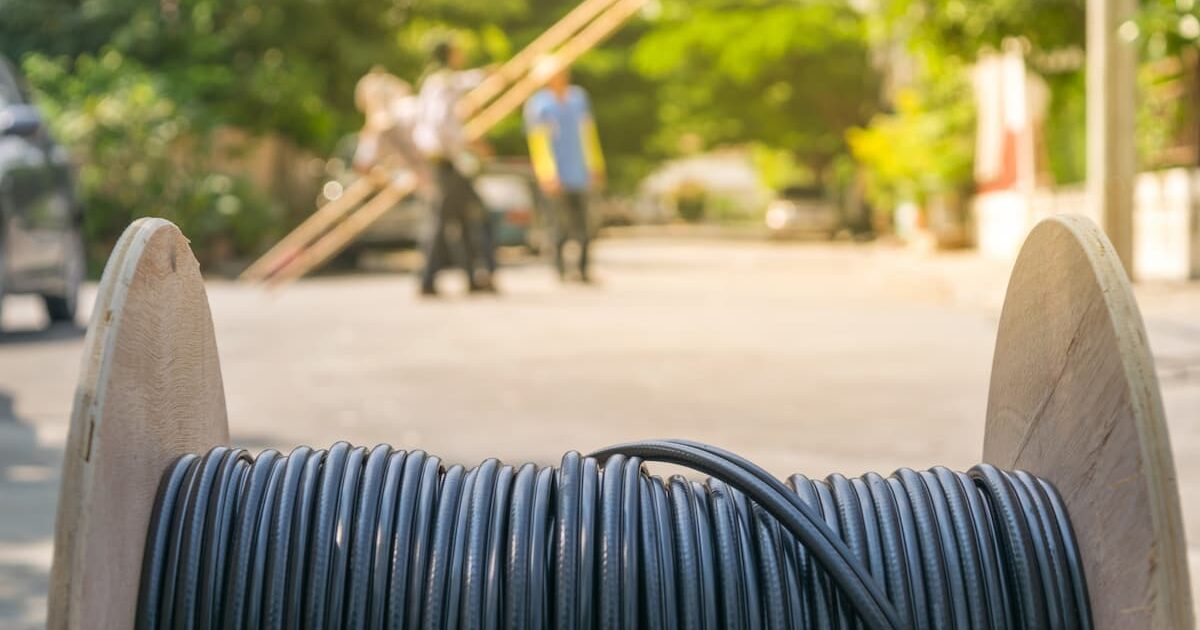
524, 58, 606, 283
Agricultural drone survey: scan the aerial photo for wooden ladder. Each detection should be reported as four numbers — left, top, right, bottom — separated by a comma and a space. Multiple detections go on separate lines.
240, 0, 648, 287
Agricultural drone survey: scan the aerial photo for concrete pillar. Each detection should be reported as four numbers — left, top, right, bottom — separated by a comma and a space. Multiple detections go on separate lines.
1087, 0, 1138, 278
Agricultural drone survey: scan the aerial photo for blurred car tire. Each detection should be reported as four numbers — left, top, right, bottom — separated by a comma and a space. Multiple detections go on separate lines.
41, 228, 84, 322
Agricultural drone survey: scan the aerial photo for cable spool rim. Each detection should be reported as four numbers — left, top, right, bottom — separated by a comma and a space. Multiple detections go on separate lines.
983, 214, 1192, 629
48, 218, 230, 629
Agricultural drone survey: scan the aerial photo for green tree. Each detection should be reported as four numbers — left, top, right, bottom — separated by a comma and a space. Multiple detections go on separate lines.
630, 0, 880, 176
4, 0, 544, 265
869, 0, 1200, 187
5, 0, 888, 257
21, 50, 274, 265
847, 76, 975, 211
877, 0, 1084, 61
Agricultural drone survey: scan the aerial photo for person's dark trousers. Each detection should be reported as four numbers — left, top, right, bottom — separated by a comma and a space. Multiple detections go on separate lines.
460, 176, 497, 276
421, 160, 479, 292
553, 191, 590, 280
476, 210, 498, 275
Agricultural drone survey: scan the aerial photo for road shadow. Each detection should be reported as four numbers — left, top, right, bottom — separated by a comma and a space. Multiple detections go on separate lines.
0, 403, 278, 629
0, 322, 85, 346
0, 390, 61, 629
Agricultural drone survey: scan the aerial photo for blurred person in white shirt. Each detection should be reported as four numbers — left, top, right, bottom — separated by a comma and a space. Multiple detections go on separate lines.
352, 67, 428, 192
414, 39, 495, 296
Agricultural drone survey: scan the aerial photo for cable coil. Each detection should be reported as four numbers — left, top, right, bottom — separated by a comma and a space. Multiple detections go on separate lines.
135, 439, 1092, 629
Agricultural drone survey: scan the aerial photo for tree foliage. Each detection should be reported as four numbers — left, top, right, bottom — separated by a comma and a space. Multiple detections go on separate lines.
878, 0, 1084, 61
868, 0, 1200, 192
21, 50, 274, 263
631, 0, 880, 172
2, 0, 890, 260
848, 77, 974, 210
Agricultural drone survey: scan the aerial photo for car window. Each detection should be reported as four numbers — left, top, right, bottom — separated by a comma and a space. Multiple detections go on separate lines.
0, 59, 25, 108
476, 174, 533, 209
781, 185, 824, 200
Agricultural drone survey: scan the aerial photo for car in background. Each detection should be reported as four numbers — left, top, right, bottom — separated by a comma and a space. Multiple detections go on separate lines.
593, 195, 636, 228
324, 139, 544, 254
473, 160, 543, 251
764, 185, 840, 239
352, 191, 427, 251
0, 56, 85, 328
318, 134, 425, 253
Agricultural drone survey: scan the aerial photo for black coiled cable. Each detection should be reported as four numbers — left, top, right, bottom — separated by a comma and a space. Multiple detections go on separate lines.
136, 439, 1092, 629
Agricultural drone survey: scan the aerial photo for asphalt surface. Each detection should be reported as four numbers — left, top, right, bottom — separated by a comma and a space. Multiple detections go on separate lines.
1, 237, 1198, 626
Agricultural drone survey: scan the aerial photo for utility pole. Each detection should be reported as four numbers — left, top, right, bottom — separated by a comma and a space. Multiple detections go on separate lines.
1087, 0, 1138, 278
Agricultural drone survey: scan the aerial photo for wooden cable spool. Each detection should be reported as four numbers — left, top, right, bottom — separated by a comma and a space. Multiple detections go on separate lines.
48, 215, 1192, 628
984, 215, 1191, 628
48, 219, 228, 629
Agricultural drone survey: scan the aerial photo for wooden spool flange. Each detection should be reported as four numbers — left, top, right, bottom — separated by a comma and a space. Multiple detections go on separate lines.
47, 216, 1192, 628
985, 215, 1192, 629
48, 219, 230, 629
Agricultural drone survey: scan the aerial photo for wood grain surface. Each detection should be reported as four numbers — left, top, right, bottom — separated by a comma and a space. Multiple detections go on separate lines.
985, 215, 1192, 629
48, 219, 229, 629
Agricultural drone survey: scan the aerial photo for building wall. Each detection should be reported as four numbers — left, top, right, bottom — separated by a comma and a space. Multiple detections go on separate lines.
973, 168, 1200, 281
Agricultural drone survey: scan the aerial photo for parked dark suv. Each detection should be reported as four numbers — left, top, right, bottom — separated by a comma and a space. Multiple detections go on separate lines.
0, 57, 84, 328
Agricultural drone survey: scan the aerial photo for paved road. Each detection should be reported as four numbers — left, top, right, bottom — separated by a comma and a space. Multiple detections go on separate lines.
1, 238, 1197, 626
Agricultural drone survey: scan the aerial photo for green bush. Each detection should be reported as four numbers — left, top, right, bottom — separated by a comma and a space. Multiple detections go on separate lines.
674, 181, 707, 223
846, 70, 975, 214
22, 50, 275, 271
